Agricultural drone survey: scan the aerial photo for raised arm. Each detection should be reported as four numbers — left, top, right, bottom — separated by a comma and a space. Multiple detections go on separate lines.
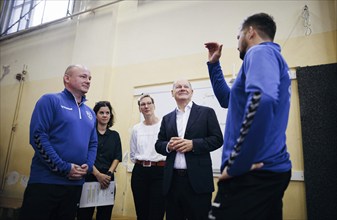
205, 42, 231, 108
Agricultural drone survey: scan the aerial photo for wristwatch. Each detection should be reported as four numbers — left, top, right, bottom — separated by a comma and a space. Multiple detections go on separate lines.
106, 171, 114, 177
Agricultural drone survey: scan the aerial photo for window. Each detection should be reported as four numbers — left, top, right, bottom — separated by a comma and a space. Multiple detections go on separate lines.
0, 0, 74, 37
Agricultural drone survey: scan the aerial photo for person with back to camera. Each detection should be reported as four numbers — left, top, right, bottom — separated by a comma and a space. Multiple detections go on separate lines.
19, 65, 97, 220
130, 94, 166, 220
77, 101, 122, 220
205, 12, 292, 220
155, 79, 223, 220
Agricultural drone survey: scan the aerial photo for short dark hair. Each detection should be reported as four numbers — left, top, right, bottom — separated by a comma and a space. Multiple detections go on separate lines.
93, 101, 115, 127
241, 13, 276, 40
138, 94, 154, 106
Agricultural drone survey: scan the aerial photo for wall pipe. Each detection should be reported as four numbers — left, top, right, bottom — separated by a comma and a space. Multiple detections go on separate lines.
0, 0, 124, 191
0, 66, 27, 191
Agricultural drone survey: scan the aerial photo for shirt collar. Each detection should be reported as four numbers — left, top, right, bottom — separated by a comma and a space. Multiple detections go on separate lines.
176, 101, 193, 113
63, 88, 87, 104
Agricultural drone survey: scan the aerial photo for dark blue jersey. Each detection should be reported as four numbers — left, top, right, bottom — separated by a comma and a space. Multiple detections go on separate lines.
208, 42, 292, 176
29, 89, 97, 185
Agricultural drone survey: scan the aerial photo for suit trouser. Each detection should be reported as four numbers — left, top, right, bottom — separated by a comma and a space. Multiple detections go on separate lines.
166, 170, 212, 220
19, 183, 82, 220
209, 170, 291, 220
131, 164, 166, 220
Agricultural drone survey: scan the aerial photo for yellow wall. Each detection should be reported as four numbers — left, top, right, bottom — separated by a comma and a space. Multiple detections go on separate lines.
1, 1, 336, 219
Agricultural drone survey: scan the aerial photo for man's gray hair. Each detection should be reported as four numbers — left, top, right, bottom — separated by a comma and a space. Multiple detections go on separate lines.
172, 79, 193, 90
64, 64, 89, 76
63, 64, 89, 85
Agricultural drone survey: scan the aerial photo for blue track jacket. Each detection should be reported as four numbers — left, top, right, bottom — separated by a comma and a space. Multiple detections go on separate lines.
208, 42, 292, 177
28, 89, 97, 185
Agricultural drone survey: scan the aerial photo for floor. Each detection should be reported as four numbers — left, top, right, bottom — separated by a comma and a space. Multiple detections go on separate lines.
111, 218, 136, 220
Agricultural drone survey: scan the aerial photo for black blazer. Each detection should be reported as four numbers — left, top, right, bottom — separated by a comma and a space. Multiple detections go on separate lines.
155, 102, 223, 195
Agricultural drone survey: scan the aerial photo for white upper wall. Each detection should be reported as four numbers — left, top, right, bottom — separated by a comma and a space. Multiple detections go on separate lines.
113, 0, 337, 66
0, 0, 336, 84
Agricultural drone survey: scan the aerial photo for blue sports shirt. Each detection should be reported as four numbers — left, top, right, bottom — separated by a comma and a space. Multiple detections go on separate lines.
28, 89, 97, 185
208, 42, 292, 177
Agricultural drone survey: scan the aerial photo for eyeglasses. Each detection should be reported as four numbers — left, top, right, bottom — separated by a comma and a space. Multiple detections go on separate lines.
140, 102, 153, 107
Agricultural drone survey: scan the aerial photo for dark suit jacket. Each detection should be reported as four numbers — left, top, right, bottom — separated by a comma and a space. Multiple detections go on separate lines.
155, 102, 223, 195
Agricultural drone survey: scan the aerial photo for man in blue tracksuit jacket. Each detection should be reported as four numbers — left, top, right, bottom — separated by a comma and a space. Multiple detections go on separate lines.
205, 13, 292, 220
20, 65, 97, 220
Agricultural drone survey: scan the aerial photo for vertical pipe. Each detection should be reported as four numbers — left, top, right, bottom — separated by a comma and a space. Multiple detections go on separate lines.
0, 66, 27, 191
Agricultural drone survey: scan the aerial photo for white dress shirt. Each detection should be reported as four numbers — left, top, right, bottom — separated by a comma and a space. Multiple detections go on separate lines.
173, 101, 193, 169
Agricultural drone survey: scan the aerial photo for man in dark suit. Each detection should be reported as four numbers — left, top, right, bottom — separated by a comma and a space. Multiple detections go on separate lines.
155, 79, 223, 220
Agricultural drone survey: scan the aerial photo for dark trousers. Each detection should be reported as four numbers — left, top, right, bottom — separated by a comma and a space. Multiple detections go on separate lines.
166, 170, 212, 220
77, 204, 113, 220
19, 183, 82, 220
209, 170, 291, 220
131, 164, 166, 220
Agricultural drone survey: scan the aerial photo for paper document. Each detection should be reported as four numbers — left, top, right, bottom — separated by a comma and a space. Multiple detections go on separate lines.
79, 181, 115, 208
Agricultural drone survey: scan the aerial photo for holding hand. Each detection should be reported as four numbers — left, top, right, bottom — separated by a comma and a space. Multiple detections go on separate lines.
96, 172, 111, 189
67, 163, 88, 180
168, 137, 193, 153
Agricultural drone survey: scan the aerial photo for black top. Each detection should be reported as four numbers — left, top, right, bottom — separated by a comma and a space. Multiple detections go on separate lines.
86, 129, 122, 182
95, 129, 122, 172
